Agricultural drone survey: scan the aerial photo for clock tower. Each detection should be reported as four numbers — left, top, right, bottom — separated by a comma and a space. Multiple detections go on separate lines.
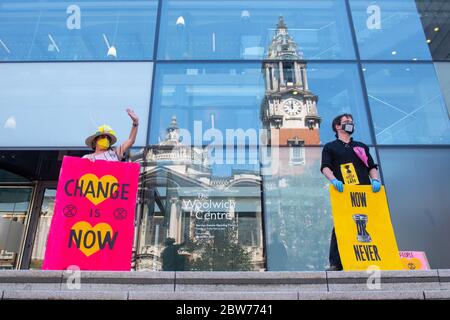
260, 16, 321, 148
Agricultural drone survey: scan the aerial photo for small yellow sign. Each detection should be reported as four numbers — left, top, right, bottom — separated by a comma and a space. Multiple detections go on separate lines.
401, 257, 423, 270
340, 163, 360, 185
329, 185, 402, 271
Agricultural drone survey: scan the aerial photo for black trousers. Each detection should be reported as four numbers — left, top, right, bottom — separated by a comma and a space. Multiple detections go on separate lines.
329, 228, 343, 269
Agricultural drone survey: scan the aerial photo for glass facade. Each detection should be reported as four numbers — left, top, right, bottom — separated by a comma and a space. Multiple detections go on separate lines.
350, 0, 432, 60
0, 62, 152, 147
0, 0, 158, 61
379, 148, 450, 268
149, 63, 265, 146
157, 0, 355, 60
363, 62, 450, 144
0, 0, 449, 271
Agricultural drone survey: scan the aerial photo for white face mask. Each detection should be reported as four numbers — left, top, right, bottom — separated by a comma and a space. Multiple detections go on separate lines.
341, 123, 354, 135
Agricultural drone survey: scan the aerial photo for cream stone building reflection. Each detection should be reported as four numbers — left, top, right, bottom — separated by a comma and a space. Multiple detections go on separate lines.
134, 117, 263, 271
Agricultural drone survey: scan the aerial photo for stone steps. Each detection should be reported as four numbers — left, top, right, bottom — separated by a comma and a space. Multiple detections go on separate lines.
1, 270, 450, 300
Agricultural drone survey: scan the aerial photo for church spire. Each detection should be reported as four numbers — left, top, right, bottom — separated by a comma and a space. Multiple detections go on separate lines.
162, 116, 181, 145
277, 15, 287, 31
268, 15, 303, 60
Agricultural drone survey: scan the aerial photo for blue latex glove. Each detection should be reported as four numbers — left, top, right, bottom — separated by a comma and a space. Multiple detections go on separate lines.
331, 179, 344, 193
371, 179, 381, 193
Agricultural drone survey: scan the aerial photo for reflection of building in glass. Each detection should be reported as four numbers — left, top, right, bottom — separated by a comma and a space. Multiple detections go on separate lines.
0, 1, 448, 273
261, 18, 331, 271
134, 117, 264, 271
260, 16, 322, 177
260, 16, 321, 149
263, 147, 332, 271
30, 191, 56, 269
0, 189, 31, 269
30, 215, 52, 267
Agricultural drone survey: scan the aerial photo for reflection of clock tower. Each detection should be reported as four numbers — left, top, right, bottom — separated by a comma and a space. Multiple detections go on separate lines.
260, 16, 321, 147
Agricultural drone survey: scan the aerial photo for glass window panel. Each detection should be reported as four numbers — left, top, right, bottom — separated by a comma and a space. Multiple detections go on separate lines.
134, 147, 264, 271
416, 0, 450, 60
0, 62, 152, 147
150, 62, 372, 146
363, 63, 450, 144
0, 0, 158, 61
263, 146, 378, 271
308, 63, 372, 143
435, 62, 450, 117
158, 0, 355, 60
30, 188, 56, 270
349, 0, 432, 60
0, 187, 32, 269
149, 63, 265, 146
379, 148, 450, 269
263, 147, 332, 271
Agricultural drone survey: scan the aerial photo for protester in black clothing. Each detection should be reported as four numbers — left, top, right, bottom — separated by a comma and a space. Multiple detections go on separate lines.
320, 113, 381, 271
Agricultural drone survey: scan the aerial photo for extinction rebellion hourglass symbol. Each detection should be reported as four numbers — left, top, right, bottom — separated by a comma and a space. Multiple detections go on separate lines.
353, 214, 371, 243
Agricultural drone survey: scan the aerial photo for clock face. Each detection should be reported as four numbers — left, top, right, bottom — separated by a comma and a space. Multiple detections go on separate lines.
283, 99, 302, 116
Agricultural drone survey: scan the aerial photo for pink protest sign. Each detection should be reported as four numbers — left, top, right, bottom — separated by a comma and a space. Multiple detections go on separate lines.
399, 251, 431, 270
42, 156, 140, 271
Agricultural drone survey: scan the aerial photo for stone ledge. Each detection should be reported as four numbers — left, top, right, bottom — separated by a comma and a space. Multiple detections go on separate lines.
0, 283, 62, 291
327, 270, 440, 292
175, 272, 327, 285
0, 270, 63, 284
129, 291, 297, 300
328, 283, 440, 292
1, 270, 449, 297
438, 269, 450, 288
327, 270, 439, 284
62, 271, 175, 285
2, 290, 430, 300
175, 284, 327, 292
2, 290, 128, 300
437, 269, 450, 278
424, 290, 450, 300
298, 290, 424, 300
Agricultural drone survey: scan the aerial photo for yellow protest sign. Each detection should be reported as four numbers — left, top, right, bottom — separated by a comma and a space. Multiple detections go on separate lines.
340, 163, 360, 185
329, 185, 402, 271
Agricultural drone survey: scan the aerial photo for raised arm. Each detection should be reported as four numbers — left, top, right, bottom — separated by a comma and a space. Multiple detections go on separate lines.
117, 108, 139, 159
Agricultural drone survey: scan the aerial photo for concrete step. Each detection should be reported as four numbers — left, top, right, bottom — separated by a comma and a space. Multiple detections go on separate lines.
1, 270, 450, 300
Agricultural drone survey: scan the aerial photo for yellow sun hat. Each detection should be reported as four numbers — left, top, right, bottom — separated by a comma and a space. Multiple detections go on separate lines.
85, 124, 118, 149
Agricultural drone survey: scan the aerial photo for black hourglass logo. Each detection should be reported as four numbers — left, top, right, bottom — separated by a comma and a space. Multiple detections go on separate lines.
353, 214, 371, 243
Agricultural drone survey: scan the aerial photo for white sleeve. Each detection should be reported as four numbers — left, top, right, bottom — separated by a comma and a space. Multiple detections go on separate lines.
113, 146, 124, 160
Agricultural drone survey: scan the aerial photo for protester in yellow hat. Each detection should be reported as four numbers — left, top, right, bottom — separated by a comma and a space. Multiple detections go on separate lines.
82, 108, 139, 162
